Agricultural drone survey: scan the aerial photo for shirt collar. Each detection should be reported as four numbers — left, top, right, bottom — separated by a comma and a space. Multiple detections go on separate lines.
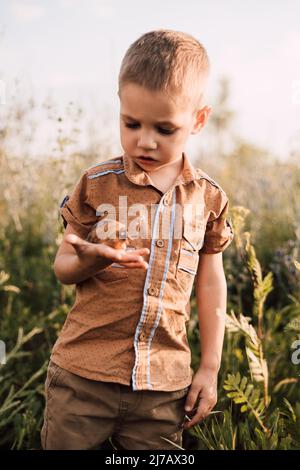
122, 151, 198, 187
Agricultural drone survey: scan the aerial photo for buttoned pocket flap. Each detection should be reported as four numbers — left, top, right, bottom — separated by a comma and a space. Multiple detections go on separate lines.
182, 205, 205, 251
177, 248, 199, 276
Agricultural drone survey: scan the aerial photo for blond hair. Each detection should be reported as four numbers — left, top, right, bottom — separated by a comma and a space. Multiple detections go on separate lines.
118, 29, 210, 110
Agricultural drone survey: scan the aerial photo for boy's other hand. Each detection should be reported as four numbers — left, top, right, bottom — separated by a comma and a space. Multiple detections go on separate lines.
65, 233, 150, 270
183, 365, 218, 429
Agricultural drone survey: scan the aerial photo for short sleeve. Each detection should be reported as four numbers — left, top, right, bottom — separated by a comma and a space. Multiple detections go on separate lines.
200, 190, 234, 254
59, 171, 97, 239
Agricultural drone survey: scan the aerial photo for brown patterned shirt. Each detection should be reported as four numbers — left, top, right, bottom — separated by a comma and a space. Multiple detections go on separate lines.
51, 152, 234, 391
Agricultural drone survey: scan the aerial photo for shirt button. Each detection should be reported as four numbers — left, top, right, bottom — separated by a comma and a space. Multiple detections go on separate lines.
147, 286, 160, 296
156, 239, 164, 247
139, 332, 147, 342
163, 198, 169, 206
147, 287, 156, 296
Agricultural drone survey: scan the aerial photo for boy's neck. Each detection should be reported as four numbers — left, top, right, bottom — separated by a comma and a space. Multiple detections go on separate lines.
147, 154, 183, 177
145, 154, 184, 193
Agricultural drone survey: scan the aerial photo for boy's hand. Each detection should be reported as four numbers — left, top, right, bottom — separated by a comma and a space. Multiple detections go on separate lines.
183, 365, 218, 429
65, 233, 150, 270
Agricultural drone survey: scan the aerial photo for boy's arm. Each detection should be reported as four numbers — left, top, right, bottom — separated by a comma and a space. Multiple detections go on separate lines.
183, 251, 227, 428
54, 223, 149, 285
195, 251, 227, 371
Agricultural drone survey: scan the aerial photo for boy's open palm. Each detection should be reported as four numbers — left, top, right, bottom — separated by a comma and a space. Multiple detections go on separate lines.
65, 233, 150, 270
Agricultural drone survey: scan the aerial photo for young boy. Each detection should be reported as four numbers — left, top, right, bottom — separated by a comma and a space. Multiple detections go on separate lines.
41, 29, 234, 450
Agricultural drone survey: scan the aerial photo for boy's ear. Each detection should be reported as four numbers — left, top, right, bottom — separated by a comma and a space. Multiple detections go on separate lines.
191, 105, 212, 134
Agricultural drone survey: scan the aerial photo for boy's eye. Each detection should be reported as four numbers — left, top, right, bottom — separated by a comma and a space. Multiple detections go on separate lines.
124, 122, 176, 135
157, 127, 176, 135
125, 123, 139, 129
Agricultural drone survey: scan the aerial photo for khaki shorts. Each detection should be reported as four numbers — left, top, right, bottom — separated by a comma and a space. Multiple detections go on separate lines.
40, 360, 190, 450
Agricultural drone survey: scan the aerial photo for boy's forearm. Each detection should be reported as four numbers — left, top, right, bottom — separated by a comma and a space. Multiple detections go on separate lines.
54, 253, 112, 285
195, 275, 227, 372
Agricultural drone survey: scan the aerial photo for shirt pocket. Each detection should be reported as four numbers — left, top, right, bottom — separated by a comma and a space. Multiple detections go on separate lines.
96, 263, 129, 283
95, 245, 139, 283
175, 212, 204, 299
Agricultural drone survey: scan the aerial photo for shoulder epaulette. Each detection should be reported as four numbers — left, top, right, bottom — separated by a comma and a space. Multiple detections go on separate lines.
87, 157, 124, 180
194, 168, 225, 194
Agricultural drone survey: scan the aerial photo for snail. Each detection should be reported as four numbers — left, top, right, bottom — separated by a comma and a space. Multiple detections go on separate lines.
86, 219, 129, 249
86, 215, 147, 251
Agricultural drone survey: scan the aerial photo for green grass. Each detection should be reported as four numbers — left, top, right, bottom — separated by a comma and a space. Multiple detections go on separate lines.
0, 98, 300, 449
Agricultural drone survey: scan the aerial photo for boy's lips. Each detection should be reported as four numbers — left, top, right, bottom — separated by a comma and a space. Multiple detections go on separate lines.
137, 156, 157, 164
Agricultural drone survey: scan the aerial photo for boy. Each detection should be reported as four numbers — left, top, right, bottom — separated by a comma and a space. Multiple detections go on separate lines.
41, 29, 234, 450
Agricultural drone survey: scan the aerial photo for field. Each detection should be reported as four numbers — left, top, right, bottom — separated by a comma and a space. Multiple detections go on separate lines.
0, 93, 300, 449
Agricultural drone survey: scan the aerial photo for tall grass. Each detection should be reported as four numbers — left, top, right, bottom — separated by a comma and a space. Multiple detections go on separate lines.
0, 95, 300, 449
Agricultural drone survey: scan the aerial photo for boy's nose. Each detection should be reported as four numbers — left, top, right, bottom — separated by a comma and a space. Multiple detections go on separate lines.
137, 134, 157, 150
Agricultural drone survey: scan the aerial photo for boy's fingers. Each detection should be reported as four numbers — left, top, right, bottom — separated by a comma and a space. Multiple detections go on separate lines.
118, 256, 146, 265
95, 244, 125, 261
66, 235, 120, 261
65, 234, 89, 248
118, 262, 148, 270
66, 234, 150, 263
184, 399, 211, 428
95, 246, 144, 264
135, 248, 150, 255
185, 388, 200, 412
122, 258, 148, 266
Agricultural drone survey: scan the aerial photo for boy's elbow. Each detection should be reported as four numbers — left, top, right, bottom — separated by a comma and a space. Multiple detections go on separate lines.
53, 257, 74, 285
53, 263, 66, 284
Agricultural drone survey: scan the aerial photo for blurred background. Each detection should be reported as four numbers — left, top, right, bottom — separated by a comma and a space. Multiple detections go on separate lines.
0, 0, 300, 450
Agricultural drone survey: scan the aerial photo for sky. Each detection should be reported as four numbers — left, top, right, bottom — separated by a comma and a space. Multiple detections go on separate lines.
0, 0, 300, 159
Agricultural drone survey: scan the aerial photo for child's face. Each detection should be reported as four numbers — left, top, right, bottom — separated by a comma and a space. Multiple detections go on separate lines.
118, 82, 211, 172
